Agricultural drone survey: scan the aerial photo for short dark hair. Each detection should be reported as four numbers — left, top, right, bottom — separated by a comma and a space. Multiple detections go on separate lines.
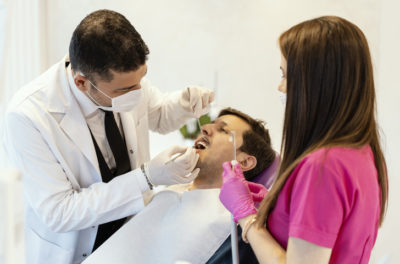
218, 108, 276, 180
69, 9, 149, 82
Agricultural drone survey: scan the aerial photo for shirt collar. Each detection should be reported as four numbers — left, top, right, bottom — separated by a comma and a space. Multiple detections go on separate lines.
66, 64, 99, 118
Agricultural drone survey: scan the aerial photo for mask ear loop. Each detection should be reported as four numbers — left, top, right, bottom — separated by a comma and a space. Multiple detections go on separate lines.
79, 73, 102, 106
80, 73, 113, 108
86, 78, 112, 100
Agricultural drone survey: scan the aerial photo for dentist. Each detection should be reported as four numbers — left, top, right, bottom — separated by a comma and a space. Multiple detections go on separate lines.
3, 9, 213, 264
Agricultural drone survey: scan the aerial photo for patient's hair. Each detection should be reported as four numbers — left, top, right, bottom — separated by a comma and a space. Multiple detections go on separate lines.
69, 9, 149, 83
218, 108, 276, 180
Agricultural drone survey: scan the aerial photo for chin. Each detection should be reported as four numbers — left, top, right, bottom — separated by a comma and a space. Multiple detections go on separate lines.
196, 152, 207, 164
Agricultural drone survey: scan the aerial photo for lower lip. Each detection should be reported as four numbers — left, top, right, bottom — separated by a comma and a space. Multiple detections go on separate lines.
195, 148, 206, 153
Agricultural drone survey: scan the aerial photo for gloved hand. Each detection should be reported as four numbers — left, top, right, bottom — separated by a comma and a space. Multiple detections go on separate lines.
247, 181, 268, 207
179, 86, 215, 118
147, 145, 200, 186
219, 161, 257, 222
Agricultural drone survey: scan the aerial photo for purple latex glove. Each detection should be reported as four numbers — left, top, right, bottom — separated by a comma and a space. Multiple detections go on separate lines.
219, 161, 257, 222
247, 181, 268, 207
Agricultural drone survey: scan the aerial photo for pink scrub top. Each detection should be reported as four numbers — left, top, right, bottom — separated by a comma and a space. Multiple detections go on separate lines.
267, 146, 381, 263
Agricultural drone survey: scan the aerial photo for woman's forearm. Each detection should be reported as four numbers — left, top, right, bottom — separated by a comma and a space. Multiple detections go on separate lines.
239, 215, 286, 264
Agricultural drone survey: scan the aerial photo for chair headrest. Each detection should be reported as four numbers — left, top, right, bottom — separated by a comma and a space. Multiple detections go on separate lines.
251, 153, 280, 189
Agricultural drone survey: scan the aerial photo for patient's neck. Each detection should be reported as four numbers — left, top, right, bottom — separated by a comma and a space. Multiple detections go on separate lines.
191, 172, 222, 190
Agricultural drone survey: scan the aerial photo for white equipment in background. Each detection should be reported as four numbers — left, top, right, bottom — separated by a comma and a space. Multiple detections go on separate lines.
0, 169, 24, 264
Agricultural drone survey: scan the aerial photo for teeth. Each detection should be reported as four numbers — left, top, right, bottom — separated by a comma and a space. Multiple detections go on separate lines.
197, 141, 207, 149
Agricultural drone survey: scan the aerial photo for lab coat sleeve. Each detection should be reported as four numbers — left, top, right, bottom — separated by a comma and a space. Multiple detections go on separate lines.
144, 79, 194, 134
3, 112, 145, 233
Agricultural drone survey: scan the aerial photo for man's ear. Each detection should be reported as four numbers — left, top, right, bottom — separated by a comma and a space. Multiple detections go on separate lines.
237, 152, 257, 172
73, 71, 89, 92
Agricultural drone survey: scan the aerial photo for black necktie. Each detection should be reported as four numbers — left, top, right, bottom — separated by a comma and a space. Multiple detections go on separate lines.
91, 111, 131, 252
104, 110, 131, 178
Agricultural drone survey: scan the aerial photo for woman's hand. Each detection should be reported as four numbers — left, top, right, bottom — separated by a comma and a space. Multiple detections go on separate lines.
248, 181, 268, 206
219, 161, 267, 222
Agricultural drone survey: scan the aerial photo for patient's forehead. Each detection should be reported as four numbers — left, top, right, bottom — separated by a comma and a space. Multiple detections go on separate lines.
215, 115, 251, 136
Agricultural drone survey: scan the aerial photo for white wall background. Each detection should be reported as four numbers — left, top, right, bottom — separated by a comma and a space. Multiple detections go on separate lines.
1, 0, 399, 263
373, 0, 400, 263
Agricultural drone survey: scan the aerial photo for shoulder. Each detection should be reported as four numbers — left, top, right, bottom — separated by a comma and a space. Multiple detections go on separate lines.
301, 146, 371, 170
7, 80, 44, 114
7, 60, 65, 114
291, 146, 374, 191
6, 59, 69, 120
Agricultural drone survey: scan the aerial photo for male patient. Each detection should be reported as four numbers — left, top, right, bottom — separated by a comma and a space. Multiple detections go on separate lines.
84, 108, 276, 264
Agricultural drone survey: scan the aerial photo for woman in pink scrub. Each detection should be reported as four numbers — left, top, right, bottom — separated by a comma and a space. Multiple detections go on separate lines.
219, 16, 388, 263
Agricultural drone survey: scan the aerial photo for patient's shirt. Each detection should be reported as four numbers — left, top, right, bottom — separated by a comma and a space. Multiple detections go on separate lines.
83, 184, 231, 264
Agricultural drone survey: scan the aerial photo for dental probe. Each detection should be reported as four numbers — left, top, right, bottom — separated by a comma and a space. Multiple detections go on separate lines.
229, 131, 239, 264
165, 152, 184, 165
230, 131, 237, 161
165, 118, 201, 165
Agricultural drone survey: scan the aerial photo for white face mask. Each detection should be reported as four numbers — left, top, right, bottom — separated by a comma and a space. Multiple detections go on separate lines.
86, 79, 142, 112
279, 91, 287, 106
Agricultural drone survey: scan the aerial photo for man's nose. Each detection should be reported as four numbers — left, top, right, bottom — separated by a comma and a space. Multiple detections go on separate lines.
201, 124, 213, 136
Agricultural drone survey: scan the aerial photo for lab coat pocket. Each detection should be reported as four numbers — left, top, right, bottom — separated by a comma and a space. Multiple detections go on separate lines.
26, 228, 74, 264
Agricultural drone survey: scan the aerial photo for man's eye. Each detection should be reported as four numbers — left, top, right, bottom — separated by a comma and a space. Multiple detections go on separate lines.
219, 127, 229, 134
119, 87, 136, 92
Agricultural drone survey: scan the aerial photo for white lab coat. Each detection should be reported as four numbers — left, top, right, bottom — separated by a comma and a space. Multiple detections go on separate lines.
2, 56, 194, 264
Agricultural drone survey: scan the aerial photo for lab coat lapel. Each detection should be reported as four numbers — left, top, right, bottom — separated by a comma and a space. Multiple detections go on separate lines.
120, 113, 138, 169
51, 56, 101, 178
60, 100, 101, 177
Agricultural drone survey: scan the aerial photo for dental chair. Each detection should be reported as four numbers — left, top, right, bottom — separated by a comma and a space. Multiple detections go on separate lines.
251, 153, 280, 190
207, 154, 280, 264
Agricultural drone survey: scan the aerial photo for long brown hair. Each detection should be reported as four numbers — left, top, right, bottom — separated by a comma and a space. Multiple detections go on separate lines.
256, 16, 388, 227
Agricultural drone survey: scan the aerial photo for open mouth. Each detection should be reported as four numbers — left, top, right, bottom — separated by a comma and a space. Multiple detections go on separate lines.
194, 136, 210, 150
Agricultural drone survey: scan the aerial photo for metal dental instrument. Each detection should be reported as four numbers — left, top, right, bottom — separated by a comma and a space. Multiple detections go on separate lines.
229, 131, 239, 264
230, 131, 237, 162
165, 152, 184, 165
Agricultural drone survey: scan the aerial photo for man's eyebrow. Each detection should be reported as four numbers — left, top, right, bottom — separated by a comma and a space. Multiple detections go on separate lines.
219, 120, 228, 127
214, 119, 229, 127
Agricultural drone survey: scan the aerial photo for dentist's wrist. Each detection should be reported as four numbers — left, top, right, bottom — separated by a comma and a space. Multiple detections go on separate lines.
141, 163, 154, 190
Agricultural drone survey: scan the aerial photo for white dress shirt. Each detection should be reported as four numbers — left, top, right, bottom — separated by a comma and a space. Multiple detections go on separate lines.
67, 65, 121, 170
67, 65, 149, 192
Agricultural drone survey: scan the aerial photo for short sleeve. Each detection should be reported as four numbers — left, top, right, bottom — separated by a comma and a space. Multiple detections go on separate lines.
288, 153, 351, 248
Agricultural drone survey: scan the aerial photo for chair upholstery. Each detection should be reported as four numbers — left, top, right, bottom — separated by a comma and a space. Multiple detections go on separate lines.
252, 153, 280, 189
